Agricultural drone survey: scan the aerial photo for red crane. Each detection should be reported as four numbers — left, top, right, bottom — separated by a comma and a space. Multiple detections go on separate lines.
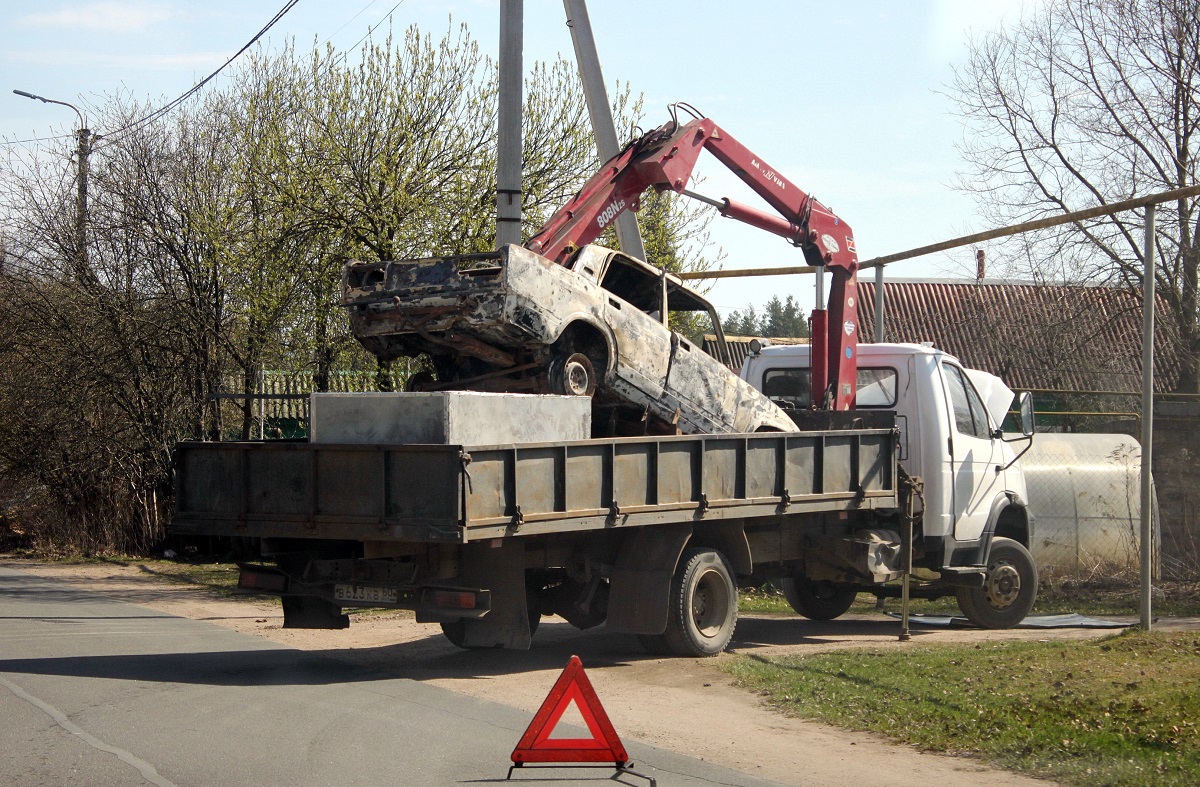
525, 108, 861, 411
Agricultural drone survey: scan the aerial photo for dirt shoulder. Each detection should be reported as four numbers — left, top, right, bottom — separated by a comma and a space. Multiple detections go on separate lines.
10, 558, 1189, 787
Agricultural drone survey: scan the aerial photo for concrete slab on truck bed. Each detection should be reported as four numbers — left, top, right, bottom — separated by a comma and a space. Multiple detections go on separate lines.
309, 391, 592, 444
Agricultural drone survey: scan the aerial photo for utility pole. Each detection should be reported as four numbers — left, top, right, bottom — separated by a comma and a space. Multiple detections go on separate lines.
562, 0, 646, 261
1139, 204, 1156, 630
14, 89, 93, 278
496, 0, 524, 248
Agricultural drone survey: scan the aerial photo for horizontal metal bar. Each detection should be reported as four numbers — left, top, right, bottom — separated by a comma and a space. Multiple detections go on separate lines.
675, 184, 1200, 279
677, 265, 817, 280
1026, 388, 1200, 400
858, 184, 1200, 270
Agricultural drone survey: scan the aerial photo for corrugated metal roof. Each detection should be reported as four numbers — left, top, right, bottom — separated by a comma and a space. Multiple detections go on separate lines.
857, 280, 1178, 392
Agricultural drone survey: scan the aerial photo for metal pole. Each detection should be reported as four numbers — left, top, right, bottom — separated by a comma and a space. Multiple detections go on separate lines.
563, 0, 646, 261
1139, 204, 1156, 630
13, 90, 91, 278
677, 264, 817, 280
874, 262, 885, 343
858, 184, 1200, 271
496, 0, 524, 248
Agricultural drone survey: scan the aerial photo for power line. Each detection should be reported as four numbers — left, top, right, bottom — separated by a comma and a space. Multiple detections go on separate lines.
11, 0, 411, 151
0, 133, 74, 147
348, 0, 408, 51
302, 0, 410, 86
325, 0, 382, 45
344, 1, 408, 59
101, 0, 301, 145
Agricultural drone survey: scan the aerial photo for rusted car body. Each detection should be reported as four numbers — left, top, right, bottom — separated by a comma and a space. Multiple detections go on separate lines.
342, 243, 795, 435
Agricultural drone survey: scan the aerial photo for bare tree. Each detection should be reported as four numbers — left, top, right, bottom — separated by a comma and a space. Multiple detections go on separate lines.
949, 0, 1200, 391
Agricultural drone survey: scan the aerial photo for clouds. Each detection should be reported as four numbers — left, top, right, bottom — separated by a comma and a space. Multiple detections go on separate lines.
18, 2, 176, 34
5, 47, 227, 70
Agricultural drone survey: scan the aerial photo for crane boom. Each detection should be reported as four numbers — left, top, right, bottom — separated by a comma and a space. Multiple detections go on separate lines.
524, 111, 860, 410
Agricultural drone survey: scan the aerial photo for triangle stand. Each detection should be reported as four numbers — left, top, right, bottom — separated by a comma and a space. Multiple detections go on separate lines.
507, 655, 656, 786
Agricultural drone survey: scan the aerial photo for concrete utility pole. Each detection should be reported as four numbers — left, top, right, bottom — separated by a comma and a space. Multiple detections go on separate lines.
14, 89, 91, 275
563, 0, 646, 261
496, 0, 524, 248
1139, 204, 1156, 630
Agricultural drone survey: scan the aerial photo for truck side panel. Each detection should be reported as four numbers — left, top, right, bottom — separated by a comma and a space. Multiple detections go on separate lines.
173, 429, 898, 544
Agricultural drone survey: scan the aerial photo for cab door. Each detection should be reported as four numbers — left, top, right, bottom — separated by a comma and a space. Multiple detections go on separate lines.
941, 362, 1004, 542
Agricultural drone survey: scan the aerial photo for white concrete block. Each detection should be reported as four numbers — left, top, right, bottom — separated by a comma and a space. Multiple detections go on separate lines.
309, 391, 592, 445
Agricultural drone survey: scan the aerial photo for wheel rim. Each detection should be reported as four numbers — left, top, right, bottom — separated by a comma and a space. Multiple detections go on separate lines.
562, 359, 591, 396
983, 560, 1022, 610
691, 568, 731, 638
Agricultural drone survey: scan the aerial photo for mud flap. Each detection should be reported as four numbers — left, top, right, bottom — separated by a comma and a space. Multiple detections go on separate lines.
281, 596, 350, 629
605, 524, 692, 635
456, 539, 533, 650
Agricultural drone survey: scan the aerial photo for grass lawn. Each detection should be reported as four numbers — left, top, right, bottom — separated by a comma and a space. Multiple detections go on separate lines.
738, 579, 1200, 618
723, 630, 1200, 786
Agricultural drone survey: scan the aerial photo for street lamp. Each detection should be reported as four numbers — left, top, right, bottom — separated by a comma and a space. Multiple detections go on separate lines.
13, 89, 93, 276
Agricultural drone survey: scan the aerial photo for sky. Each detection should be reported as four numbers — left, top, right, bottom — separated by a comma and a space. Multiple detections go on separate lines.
0, 0, 1029, 317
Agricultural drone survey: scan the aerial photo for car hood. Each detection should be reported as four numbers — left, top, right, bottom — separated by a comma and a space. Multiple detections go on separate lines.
964, 368, 1015, 429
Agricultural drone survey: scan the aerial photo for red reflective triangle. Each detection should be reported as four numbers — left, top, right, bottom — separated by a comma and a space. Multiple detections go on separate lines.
511, 655, 628, 765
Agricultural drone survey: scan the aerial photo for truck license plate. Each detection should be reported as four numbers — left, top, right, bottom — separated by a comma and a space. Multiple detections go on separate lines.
334, 584, 398, 604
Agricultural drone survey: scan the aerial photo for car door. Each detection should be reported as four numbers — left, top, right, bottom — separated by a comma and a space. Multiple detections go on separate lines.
942, 362, 1004, 542
596, 256, 672, 403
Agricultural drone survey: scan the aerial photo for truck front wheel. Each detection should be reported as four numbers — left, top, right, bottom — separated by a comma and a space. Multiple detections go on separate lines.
955, 537, 1037, 628
779, 578, 858, 620
642, 547, 738, 657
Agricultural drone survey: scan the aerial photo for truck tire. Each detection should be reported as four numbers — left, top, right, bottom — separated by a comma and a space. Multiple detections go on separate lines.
643, 547, 738, 657
779, 578, 857, 620
548, 352, 597, 397
955, 537, 1037, 628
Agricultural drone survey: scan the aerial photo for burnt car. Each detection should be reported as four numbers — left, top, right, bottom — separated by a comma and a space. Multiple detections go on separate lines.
342, 243, 796, 435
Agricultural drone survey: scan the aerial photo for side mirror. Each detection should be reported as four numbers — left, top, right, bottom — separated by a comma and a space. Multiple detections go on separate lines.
997, 392, 1036, 472
1018, 391, 1035, 437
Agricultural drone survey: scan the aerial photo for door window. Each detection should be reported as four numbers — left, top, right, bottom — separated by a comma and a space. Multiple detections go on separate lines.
944, 364, 992, 439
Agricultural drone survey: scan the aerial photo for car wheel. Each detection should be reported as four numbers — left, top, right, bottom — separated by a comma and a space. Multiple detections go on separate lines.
548, 352, 597, 397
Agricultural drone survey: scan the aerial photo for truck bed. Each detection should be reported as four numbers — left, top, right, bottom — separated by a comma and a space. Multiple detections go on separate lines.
173, 425, 899, 543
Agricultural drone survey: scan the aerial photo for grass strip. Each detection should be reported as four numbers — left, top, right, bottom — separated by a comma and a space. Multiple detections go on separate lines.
737, 581, 1200, 617
723, 630, 1200, 786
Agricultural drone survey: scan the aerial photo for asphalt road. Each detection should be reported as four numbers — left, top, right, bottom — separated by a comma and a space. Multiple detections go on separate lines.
0, 566, 783, 787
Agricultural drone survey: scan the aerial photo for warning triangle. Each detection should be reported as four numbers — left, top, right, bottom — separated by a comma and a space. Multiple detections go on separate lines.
511, 655, 628, 766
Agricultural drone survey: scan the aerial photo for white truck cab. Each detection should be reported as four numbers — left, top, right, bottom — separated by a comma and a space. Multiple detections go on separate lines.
741, 341, 1038, 627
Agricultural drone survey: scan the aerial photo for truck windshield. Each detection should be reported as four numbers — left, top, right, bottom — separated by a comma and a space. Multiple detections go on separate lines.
761, 367, 898, 408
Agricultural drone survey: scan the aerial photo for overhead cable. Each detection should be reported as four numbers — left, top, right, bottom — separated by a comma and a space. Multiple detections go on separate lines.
101, 0, 301, 145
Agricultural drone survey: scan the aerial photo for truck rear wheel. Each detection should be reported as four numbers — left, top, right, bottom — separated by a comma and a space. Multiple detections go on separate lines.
642, 547, 738, 657
955, 537, 1037, 628
779, 578, 857, 620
